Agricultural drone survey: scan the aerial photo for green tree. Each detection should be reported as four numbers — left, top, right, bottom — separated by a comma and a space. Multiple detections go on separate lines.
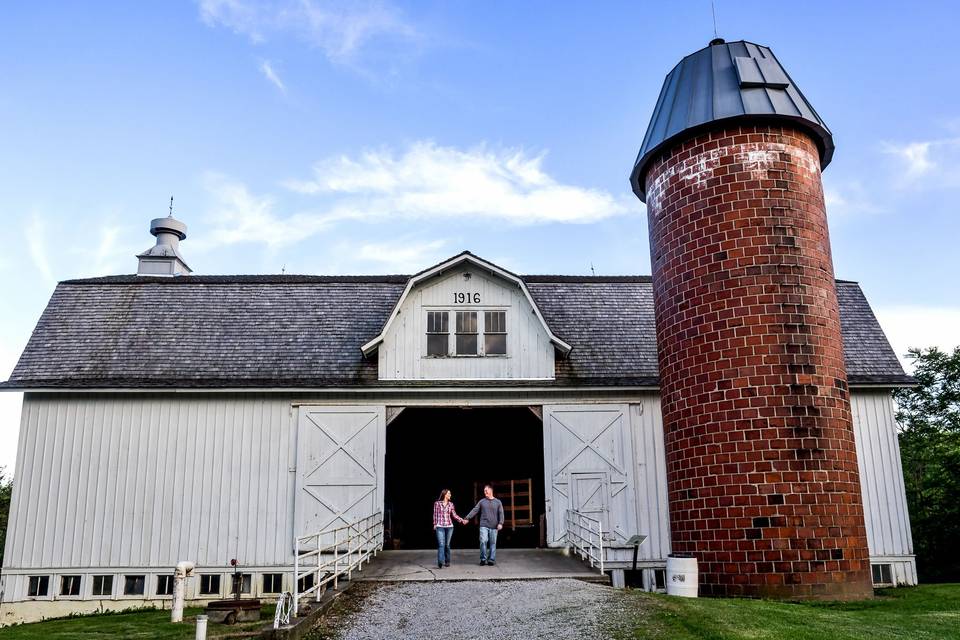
893, 346, 960, 582
0, 466, 11, 566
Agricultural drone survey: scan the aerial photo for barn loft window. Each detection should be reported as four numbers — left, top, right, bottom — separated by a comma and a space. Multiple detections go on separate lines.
200, 574, 221, 595
91, 575, 113, 597
426, 309, 508, 357
60, 575, 81, 596
156, 574, 174, 596
484, 311, 507, 355
27, 575, 49, 597
456, 311, 478, 355
262, 573, 283, 594
123, 575, 145, 596
426, 311, 449, 356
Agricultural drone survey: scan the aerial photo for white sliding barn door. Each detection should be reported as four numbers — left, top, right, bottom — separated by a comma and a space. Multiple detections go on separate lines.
543, 404, 637, 544
295, 406, 385, 539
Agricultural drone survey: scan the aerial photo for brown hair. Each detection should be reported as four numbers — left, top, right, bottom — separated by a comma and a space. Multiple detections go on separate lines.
438, 488, 451, 501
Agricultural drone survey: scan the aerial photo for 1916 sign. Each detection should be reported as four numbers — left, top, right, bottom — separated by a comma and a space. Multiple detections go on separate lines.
453, 292, 480, 304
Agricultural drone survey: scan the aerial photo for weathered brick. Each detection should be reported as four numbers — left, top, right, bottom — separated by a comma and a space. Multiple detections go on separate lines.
644, 124, 873, 600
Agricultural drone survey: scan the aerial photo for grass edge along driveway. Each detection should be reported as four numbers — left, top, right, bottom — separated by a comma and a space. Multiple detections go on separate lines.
0, 585, 957, 639
617, 584, 960, 640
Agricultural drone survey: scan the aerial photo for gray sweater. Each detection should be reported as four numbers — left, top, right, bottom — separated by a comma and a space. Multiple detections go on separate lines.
465, 498, 504, 529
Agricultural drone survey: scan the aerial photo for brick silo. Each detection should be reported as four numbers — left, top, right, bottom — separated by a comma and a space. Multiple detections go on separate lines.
630, 39, 873, 599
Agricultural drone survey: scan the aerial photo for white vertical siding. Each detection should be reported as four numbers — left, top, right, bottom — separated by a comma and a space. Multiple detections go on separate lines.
4, 393, 298, 571
379, 265, 556, 380
850, 390, 915, 568
631, 398, 671, 561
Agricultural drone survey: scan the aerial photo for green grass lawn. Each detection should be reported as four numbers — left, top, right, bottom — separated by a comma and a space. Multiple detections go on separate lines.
618, 584, 960, 640
0, 605, 275, 639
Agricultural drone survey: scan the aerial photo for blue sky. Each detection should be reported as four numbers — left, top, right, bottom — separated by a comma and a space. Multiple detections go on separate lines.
1, 1, 959, 471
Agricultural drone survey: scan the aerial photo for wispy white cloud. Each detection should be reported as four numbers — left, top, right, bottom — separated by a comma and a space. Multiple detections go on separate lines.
283, 141, 633, 223
881, 136, 960, 187
25, 215, 54, 283
875, 305, 960, 369
822, 179, 883, 218
198, 0, 419, 66
353, 237, 449, 272
200, 142, 631, 250
258, 59, 287, 93
197, 172, 336, 250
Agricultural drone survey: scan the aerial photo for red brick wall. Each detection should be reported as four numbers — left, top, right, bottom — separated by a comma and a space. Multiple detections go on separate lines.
644, 124, 873, 599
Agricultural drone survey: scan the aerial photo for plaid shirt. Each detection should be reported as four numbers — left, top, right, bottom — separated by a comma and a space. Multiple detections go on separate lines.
433, 500, 463, 527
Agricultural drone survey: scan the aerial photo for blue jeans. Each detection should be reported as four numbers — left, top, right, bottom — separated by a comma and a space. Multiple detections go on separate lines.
479, 526, 498, 562
436, 526, 453, 565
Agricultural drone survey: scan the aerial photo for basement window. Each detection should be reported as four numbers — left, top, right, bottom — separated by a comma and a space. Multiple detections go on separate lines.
455, 311, 478, 355
156, 575, 174, 596
262, 573, 283, 594
297, 573, 315, 593
27, 575, 50, 597
60, 575, 82, 597
91, 575, 113, 597
426, 311, 449, 356
123, 575, 146, 596
872, 563, 893, 586
484, 311, 507, 355
200, 574, 221, 596
230, 573, 252, 595
654, 569, 666, 591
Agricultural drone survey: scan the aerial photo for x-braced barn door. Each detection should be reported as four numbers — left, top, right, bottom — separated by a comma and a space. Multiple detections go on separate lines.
295, 406, 385, 540
543, 404, 638, 544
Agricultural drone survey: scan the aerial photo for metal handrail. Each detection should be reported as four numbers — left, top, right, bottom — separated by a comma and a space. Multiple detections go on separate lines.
292, 511, 384, 618
273, 591, 293, 629
565, 509, 604, 575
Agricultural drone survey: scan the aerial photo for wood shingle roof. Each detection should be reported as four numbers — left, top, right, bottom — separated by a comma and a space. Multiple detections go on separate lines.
2, 275, 911, 389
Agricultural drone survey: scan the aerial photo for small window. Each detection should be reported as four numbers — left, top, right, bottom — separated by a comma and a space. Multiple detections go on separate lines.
484, 311, 507, 355
455, 311, 478, 355
872, 563, 893, 585
123, 575, 145, 596
297, 573, 314, 593
91, 575, 113, 597
229, 573, 252, 595
426, 311, 449, 356
200, 574, 221, 595
263, 573, 283, 594
28, 575, 50, 597
654, 569, 666, 590
60, 575, 81, 596
156, 575, 174, 596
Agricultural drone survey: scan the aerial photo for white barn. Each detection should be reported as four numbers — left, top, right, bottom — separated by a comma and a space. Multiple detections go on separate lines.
0, 246, 916, 624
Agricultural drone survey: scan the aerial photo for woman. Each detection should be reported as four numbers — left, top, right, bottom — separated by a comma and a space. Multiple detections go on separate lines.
433, 489, 467, 569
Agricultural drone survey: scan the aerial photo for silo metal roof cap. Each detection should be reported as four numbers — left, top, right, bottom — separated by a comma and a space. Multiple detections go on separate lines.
630, 39, 834, 202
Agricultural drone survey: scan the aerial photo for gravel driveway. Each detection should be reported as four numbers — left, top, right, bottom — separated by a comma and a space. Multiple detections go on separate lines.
315, 579, 627, 640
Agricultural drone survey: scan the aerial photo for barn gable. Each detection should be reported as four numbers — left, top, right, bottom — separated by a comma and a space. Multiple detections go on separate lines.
363, 252, 571, 381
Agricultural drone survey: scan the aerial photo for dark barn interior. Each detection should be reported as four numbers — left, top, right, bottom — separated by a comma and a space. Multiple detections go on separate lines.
384, 406, 545, 550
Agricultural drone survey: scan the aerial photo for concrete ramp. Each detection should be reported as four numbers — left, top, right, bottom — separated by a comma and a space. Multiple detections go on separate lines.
355, 548, 605, 582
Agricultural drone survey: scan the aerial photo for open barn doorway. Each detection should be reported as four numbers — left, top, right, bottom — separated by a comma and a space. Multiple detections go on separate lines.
383, 406, 546, 550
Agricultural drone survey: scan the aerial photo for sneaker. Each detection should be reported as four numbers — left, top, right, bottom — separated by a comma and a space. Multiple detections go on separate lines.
444, 563, 450, 568
438, 563, 443, 569
487, 561, 496, 566
479, 560, 486, 566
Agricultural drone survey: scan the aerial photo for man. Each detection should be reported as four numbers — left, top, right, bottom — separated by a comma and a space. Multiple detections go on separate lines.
464, 484, 504, 566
